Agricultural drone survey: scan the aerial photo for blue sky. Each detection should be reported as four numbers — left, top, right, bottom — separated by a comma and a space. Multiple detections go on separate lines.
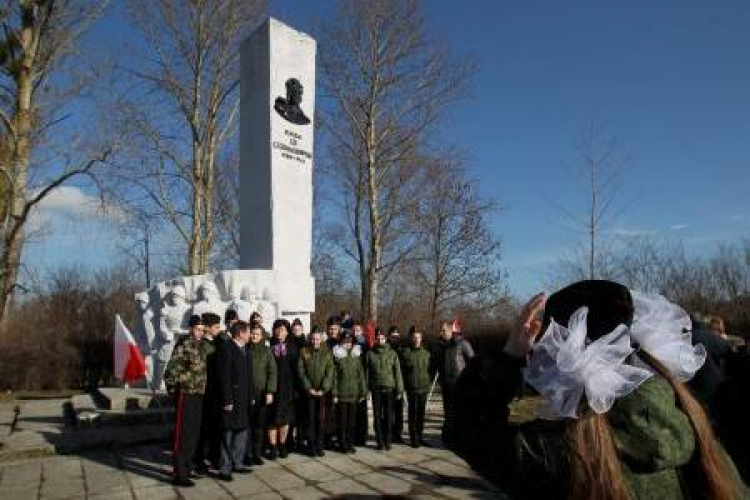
26, 0, 750, 297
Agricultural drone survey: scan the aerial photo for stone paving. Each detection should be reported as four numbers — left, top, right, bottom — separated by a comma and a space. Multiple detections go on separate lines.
0, 401, 504, 499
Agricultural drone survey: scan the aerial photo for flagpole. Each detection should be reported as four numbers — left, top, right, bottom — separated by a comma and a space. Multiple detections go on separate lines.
425, 373, 439, 409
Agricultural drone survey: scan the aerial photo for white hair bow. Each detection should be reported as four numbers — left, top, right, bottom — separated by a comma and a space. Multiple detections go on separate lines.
629, 291, 706, 382
524, 306, 653, 419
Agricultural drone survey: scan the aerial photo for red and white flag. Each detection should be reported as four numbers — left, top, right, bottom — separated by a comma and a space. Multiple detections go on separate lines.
114, 314, 147, 383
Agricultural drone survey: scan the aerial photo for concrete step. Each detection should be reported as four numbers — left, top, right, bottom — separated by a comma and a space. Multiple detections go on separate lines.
96, 387, 172, 411
71, 389, 173, 428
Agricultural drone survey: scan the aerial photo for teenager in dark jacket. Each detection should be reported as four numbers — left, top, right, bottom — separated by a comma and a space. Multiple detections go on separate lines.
290, 317, 306, 350
450, 281, 748, 500
299, 330, 334, 456
192, 312, 223, 473
401, 325, 431, 448
288, 317, 307, 452
216, 321, 255, 481
387, 325, 406, 444
244, 322, 277, 466
432, 320, 474, 445
267, 319, 298, 460
352, 321, 370, 446
332, 334, 367, 453
322, 317, 343, 445
365, 330, 404, 450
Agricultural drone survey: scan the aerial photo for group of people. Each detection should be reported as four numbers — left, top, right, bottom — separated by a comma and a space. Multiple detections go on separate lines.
163, 309, 475, 487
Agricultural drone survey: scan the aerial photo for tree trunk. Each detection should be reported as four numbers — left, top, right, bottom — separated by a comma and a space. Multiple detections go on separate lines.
366, 144, 380, 323
0, 19, 35, 322
189, 141, 204, 275
200, 143, 216, 272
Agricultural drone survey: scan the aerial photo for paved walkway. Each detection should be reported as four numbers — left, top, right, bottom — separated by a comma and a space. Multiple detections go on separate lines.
0, 402, 503, 499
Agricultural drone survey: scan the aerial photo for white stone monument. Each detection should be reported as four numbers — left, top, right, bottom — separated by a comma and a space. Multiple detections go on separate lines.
132, 18, 317, 390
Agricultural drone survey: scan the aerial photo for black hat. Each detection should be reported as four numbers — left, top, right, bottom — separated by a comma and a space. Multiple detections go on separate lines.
202, 312, 221, 327
292, 318, 303, 327
543, 280, 633, 341
225, 309, 239, 324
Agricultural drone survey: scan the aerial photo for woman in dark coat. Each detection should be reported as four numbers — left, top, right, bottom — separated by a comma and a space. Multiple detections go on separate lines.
266, 319, 298, 460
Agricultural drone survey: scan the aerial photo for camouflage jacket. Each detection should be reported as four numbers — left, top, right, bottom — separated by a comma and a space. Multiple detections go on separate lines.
164, 337, 212, 395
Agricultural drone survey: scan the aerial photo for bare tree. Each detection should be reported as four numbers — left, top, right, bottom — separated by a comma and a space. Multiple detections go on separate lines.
550, 121, 629, 280
318, 0, 473, 322
0, 0, 111, 322
113, 206, 158, 288
410, 155, 505, 331
211, 150, 241, 269
112, 0, 262, 275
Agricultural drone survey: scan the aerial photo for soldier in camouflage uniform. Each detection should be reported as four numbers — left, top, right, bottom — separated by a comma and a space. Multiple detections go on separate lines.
165, 315, 212, 487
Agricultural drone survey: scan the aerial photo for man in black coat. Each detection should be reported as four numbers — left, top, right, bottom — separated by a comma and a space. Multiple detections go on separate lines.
193, 312, 223, 473
431, 321, 474, 446
216, 320, 255, 481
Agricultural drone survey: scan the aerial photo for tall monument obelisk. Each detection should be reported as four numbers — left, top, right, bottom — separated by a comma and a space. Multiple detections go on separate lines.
238, 18, 316, 328
241, 18, 315, 275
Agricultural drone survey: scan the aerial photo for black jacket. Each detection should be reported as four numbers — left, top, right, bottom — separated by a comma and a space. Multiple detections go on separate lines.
216, 339, 256, 430
432, 336, 475, 388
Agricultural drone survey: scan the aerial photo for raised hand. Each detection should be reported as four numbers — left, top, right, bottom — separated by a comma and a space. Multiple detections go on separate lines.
505, 292, 546, 359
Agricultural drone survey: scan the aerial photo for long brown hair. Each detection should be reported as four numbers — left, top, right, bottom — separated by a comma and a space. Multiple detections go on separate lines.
640, 351, 740, 500
565, 351, 740, 500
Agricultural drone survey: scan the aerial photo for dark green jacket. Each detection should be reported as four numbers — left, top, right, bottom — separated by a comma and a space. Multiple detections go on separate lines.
299, 346, 334, 393
401, 346, 432, 394
248, 342, 277, 395
365, 343, 404, 393
449, 352, 749, 499
332, 347, 367, 403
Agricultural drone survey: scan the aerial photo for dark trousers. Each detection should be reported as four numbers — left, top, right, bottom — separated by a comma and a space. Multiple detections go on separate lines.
324, 394, 337, 445
354, 399, 368, 445
392, 395, 404, 441
307, 395, 326, 452
173, 392, 203, 480
372, 389, 394, 446
337, 401, 357, 451
441, 384, 456, 444
290, 395, 307, 450
219, 428, 248, 475
246, 396, 267, 460
194, 397, 220, 468
407, 391, 427, 443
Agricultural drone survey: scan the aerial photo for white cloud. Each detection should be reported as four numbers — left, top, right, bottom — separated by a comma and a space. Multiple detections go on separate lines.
35, 185, 103, 218
732, 214, 746, 222
27, 185, 127, 239
670, 223, 689, 231
607, 227, 656, 238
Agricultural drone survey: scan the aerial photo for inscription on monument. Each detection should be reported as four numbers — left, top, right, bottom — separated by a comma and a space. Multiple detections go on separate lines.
272, 129, 312, 165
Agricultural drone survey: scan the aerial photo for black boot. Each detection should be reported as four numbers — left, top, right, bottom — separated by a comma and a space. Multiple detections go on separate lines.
267, 445, 278, 461
278, 443, 288, 459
